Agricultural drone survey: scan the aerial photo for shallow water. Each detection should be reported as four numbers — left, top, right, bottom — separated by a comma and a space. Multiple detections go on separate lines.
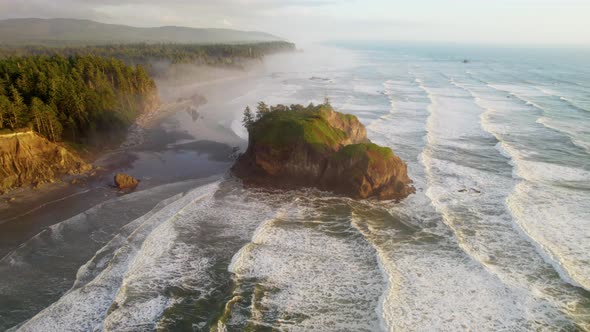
1, 44, 590, 331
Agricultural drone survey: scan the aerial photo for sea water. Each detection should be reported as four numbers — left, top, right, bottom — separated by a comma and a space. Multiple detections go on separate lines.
1, 43, 589, 331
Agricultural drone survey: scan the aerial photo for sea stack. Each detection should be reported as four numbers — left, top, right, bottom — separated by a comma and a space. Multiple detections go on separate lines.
232, 102, 415, 200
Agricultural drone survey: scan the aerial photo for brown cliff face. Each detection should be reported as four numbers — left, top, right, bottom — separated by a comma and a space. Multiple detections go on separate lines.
322, 143, 414, 200
232, 104, 415, 200
320, 107, 370, 146
0, 131, 91, 191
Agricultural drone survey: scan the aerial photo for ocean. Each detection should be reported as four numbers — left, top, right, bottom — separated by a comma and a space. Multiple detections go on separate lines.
1, 43, 589, 331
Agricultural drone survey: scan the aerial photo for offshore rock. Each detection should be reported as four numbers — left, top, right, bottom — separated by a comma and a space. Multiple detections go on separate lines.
232, 103, 414, 200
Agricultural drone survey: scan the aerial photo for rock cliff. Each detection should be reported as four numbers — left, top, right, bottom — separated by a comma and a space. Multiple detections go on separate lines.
0, 131, 91, 192
232, 103, 414, 200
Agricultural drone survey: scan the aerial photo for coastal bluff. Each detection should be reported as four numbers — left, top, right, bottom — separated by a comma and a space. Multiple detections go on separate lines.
0, 131, 91, 192
232, 103, 415, 200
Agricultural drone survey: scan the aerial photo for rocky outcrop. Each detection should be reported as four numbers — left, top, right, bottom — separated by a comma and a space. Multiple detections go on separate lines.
114, 173, 139, 190
322, 143, 413, 200
0, 131, 91, 192
232, 104, 415, 200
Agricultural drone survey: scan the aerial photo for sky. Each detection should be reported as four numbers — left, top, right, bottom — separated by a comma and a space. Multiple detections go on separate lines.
1, 0, 589, 45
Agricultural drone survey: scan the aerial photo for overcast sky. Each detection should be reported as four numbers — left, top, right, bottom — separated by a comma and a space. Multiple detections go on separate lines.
1, 0, 589, 45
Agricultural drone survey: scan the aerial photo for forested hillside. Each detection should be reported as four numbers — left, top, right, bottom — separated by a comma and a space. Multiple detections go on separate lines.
0, 55, 157, 145
0, 18, 296, 192
0, 19, 295, 146
0, 42, 296, 69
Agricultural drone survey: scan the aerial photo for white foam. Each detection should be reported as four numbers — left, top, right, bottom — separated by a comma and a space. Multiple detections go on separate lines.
355, 215, 563, 331
15, 183, 220, 332
416, 73, 588, 328
450, 76, 590, 316
352, 80, 384, 96
101, 182, 284, 330
508, 182, 590, 290
227, 199, 385, 331
2, 182, 230, 330
72, 192, 185, 290
102, 223, 207, 331
8, 44, 590, 332
367, 73, 567, 330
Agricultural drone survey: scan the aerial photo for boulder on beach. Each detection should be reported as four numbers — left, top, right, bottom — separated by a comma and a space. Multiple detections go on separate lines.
114, 173, 139, 190
232, 102, 415, 200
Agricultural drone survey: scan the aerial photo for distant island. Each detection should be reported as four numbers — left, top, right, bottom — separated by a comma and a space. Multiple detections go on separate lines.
232, 102, 415, 200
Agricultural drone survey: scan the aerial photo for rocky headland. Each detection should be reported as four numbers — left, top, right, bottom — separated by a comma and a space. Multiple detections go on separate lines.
232, 102, 415, 200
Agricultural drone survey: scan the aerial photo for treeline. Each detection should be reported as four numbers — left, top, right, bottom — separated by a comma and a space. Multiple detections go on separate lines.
0, 55, 156, 144
243, 100, 331, 131
0, 42, 296, 71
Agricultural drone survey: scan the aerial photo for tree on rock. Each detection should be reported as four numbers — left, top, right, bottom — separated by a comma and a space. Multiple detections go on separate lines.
242, 106, 255, 131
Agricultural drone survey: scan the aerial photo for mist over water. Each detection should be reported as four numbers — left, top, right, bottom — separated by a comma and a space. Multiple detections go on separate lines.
1, 43, 589, 331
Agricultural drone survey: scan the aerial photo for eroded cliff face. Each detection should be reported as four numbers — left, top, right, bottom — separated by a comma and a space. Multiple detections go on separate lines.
320, 107, 369, 146
0, 131, 91, 192
322, 143, 414, 200
232, 104, 415, 200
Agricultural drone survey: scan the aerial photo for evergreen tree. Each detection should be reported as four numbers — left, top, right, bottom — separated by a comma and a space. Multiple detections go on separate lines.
8, 86, 25, 129
243, 106, 255, 130
0, 54, 157, 144
0, 95, 10, 129
256, 101, 269, 120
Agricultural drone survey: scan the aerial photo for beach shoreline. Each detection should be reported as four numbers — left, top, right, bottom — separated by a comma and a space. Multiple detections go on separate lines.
0, 64, 256, 254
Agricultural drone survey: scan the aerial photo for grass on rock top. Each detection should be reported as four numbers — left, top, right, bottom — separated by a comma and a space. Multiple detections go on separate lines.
333, 143, 394, 163
250, 105, 349, 152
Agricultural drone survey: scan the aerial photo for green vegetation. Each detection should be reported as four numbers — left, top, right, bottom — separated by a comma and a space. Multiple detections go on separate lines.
0, 42, 293, 146
0, 54, 156, 144
242, 106, 255, 131
235, 100, 414, 199
0, 19, 295, 147
0, 42, 296, 71
333, 143, 394, 163
243, 102, 349, 152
